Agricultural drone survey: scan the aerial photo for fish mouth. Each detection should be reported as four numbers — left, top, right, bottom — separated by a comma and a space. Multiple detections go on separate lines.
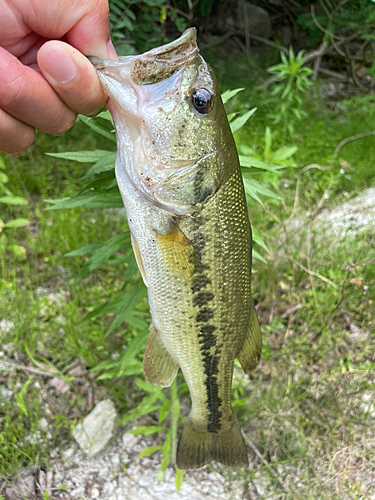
89, 28, 198, 86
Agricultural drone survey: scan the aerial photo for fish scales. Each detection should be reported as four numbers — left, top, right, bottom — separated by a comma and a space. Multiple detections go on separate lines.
90, 28, 262, 469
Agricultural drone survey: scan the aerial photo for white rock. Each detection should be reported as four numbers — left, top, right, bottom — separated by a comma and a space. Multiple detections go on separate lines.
0, 386, 13, 403
91, 487, 100, 498
73, 399, 118, 457
39, 417, 49, 430
71, 486, 85, 497
122, 431, 139, 449
0, 319, 14, 335
111, 453, 120, 469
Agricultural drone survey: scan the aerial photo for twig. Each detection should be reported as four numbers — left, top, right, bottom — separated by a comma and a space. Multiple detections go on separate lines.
3, 360, 56, 377
244, 436, 286, 491
311, 5, 341, 41
318, 67, 349, 81
310, 178, 334, 221
330, 130, 375, 166
285, 255, 339, 289
312, 41, 329, 81
281, 304, 303, 318
295, 163, 331, 177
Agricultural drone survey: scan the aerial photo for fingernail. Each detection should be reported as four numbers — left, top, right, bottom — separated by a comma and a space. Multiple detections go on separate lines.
41, 46, 78, 83
107, 40, 118, 61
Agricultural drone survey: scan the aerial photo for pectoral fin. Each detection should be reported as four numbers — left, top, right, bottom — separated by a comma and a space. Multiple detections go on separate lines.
143, 326, 179, 387
237, 303, 262, 374
155, 220, 200, 281
131, 233, 147, 286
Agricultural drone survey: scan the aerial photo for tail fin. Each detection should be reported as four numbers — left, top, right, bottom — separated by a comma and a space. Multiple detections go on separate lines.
176, 415, 248, 469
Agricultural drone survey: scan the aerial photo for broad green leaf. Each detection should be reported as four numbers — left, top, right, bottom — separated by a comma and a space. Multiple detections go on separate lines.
243, 177, 283, 203
45, 150, 111, 163
65, 242, 103, 257
77, 232, 131, 278
15, 378, 33, 416
125, 313, 149, 330
240, 156, 281, 172
78, 174, 116, 194
45, 188, 123, 210
124, 253, 139, 283
119, 329, 149, 368
131, 426, 166, 436
139, 445, 162, 457
0, 171, 8, 183
120, 391, 165, 424
160, 431, 171, 471
230, 108, 257, 134
95, 361, 143, 379
83, 292, 130, 321
96, 110, 114, 122
0, 195, 27, 205
159, 400, 172, 423
78, 115, 116, 142
252, 249, 267, 263
175, 468, 184, 492
270, 145, 298, 163
82, 154, 116, 178
106, 281, 147, 335
8, 244, 26, 258
221, 88, 244, 104
135, 377, 162, 393
4, 218, 29, 228
251, 226, 270, 253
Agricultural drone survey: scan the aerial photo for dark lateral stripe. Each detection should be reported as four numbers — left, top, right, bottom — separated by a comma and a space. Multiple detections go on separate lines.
196, 308, 214, 323
190, 226, 222, 433
191, 274, 211, 293
192, 291, 214, 308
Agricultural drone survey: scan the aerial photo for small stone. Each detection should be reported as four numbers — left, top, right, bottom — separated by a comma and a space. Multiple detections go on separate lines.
111, 453, 120, 469
71, 486, 85, 497
0, 319, 14, 335
122, 431, 139, 449
0, 386, 12, 403
91, 487, 100, 498
62, 447, 75, 458
39, 417, 49, 430
73, 399, 118, 457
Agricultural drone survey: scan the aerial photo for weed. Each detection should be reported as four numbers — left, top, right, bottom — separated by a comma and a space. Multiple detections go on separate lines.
267, 49, 313, 137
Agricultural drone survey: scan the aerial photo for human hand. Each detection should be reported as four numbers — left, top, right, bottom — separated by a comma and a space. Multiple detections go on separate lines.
0, 0, 117, 154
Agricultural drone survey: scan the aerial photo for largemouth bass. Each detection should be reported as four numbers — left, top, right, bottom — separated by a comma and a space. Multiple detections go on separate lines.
90, 28, 261, 469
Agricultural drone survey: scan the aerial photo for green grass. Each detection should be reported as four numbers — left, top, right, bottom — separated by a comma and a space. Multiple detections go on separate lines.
1, 70, 375, 497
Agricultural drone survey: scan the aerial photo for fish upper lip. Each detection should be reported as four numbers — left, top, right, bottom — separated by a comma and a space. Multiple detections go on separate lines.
88, 28, 198, 83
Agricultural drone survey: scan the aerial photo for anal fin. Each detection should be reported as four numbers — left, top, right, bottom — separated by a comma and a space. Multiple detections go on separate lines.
237, 302, 262, 374
143, 326, 179, 387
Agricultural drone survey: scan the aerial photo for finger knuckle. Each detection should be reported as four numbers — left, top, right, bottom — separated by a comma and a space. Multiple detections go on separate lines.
0, 74, 29, 110
52, 113, 77, 136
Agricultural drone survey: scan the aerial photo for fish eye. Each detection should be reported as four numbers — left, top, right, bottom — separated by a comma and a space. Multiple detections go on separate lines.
190, 89, 213, 115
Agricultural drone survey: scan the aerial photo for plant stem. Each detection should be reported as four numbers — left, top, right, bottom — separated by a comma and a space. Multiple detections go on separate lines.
170, 377, 179, 464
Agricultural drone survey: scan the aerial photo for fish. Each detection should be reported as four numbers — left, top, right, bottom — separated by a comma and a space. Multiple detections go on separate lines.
89, 28, 262, 469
